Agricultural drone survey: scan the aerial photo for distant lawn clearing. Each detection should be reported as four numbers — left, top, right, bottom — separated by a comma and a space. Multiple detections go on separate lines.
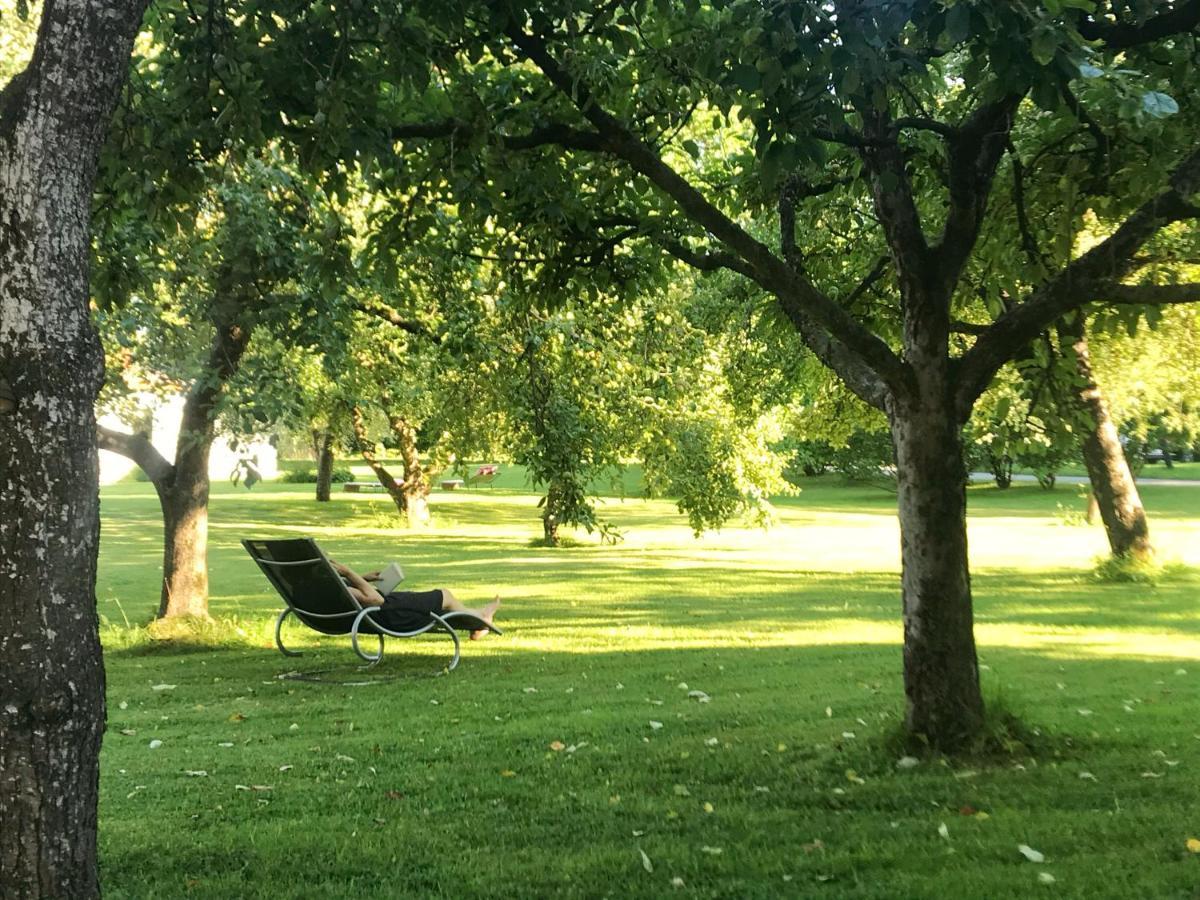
97, 478, 1200, 898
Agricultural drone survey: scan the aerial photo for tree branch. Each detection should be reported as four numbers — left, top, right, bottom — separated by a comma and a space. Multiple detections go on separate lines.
505, 25, 910, 405
390, 118, 606, 153
937, 96, 1023, 294
1096, 282, 1200, 304
1078, 0, 1200, 49
96, 425, 174, 484
657, 239, 756, 279
356, 301, 442, 344
955, 144, 1200, 417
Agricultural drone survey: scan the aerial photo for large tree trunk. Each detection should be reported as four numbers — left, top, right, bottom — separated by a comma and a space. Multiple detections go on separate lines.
889, 398, 983, 750
388, 413, 430, 526
351, 405, 408, 516
1058, 315, 1151, 559
313, 429, 334, 502
0, 2, 147, 895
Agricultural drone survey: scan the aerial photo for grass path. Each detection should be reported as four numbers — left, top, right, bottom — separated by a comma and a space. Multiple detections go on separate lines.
97, 478, 1200, 898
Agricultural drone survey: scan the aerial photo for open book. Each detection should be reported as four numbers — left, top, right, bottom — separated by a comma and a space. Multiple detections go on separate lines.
374, 562, 405, 595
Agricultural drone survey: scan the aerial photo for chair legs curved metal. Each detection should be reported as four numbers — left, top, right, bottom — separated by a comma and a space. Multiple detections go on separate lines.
428, 613, 462, 671
275, 608, 304, 657
350, 608, 386, 665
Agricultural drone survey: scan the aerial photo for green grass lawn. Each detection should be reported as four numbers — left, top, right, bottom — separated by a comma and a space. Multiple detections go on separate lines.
1008, 460, 1200, 482
97, 477, 1200, 898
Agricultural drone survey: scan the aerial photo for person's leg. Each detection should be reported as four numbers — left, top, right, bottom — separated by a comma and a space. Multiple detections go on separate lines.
437, 589, 500, 639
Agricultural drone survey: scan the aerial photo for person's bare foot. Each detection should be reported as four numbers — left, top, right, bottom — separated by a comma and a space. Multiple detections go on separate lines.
470, 596, 501, 640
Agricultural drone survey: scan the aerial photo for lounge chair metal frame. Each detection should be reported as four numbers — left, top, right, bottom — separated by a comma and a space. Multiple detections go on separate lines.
243, 538, 498, 670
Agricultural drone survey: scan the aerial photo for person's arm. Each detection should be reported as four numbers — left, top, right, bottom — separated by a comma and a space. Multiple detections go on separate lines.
330, 560, 385, 605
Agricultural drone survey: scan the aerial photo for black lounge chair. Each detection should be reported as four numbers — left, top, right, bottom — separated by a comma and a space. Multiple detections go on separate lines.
242, 538, 500, 670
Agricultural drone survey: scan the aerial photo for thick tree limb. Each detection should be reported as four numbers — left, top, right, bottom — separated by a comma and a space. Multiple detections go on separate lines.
938, 96, 1022, 294
1078, 0, 1200, 49
955, 144, 1200, 417
501, 28, 910, 404
96, 425, 174, 484
1096, 282, 1200, 304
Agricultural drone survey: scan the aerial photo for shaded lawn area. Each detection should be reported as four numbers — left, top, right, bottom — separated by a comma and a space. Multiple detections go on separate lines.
97, 479, 1200, 898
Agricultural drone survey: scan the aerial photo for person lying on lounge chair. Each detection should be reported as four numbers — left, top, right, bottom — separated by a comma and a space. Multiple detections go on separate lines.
330, 560, 501, 641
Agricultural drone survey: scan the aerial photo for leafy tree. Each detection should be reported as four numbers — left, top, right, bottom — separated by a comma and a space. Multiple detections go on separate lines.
94, 153, 349, 619
372, 0, 1200, 748
0, 1, 147, 892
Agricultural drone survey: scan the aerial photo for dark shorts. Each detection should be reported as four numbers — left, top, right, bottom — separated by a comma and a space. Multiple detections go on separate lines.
374, 589, 445, 633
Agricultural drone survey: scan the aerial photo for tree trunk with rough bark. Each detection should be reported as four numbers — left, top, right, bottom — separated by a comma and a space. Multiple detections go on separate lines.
314, 429, 334, 502
1058, 314, 1152, 559
889, 397, 983, 749
0, 2, 147, 895
388, 413, 430, 526
351, 405, 407, 516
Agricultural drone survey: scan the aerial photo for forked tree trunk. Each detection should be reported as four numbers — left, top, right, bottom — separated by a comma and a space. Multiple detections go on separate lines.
388, 413, 430, 526
351, 405, 408, 516
97, 318, 251, 619
1058, 315, 1151, 559
314, 429, 334, 502
889, 399, 983, 749
0, 2, 147, 895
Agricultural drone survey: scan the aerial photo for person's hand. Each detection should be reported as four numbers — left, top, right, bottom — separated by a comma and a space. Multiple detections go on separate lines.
362, 570, 381, 582
330, 559, 351, 576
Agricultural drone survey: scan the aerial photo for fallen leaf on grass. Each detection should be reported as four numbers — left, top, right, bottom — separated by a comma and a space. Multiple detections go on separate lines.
235, 784, 273, 792
673, 785, 691, 797
845, 770, 865, 785
937, 823, 950, 840
896, 756, 919, 769
841, 732, 856, 740
700, 846, 723, 855
336, 754, 356, 763
671, 876, 685, 888
649, 721, 664, 731
500, 770, 516, 777
638, 848, 653, 873
278, 765, 293, 772
1141, 771, 1165, 779
229, 713, 246, 722
1186, 838, 1200, 853
1076, 709, 1094, 717
1038, 872, 1056, 884
217, 742, 234, 748
549, 741, 566, 752
1078, 771, 1097, 781
184, 770, 208, 777
703, 802, 714, 814
958, 805, 977, 816
148, 740, 163, 750
1018, 844, 1046, 863
522, 687, 538, 694
704, 737, 719, 747
802, 840, 824, 853
151, 684, 176, 692
119, 729, 136, 736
